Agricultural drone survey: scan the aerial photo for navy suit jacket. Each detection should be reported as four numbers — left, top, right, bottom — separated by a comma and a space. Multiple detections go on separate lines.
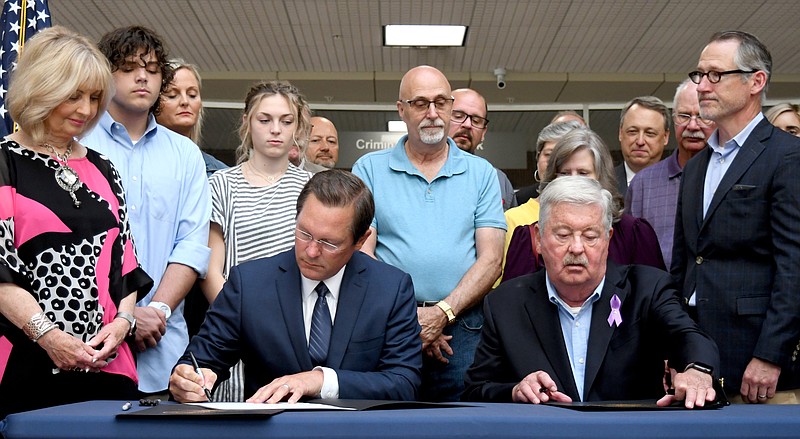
463, 263, 719, 403
179, 249, 422, 400
671, 119, 800, 393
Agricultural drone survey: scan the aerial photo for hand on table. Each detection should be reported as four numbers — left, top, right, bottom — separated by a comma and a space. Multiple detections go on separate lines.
512, 371, 572, 404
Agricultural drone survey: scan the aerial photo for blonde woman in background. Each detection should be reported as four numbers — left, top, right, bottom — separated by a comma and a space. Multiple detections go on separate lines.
764, 103, 800, 137
201, 81, 313, 401
156, 59, 227, 176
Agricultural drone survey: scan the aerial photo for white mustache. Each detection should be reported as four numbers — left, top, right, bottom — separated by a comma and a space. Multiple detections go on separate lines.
420, 119, 445, 129
682, 130, 707, 140
563, 254, 589, 267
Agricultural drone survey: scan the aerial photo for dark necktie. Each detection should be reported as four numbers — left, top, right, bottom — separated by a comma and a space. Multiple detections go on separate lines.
308, 282, 332, 367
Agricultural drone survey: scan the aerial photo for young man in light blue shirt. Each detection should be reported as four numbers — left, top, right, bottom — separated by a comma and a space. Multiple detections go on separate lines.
82, 26, 210, 395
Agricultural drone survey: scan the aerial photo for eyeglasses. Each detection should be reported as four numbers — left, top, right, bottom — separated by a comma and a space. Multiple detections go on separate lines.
688, 69, 756, 84
673, 113, 714, 127
402, 97, 455, 113
451, 110, 489, 129
295, 228, 341, 253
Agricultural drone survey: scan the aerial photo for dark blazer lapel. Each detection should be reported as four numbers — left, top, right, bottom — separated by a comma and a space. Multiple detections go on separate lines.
526, 272, 580, 400
685, 147, 712, 230
701, 120, 769, 230
326, 254, 368, 368
584, 263, 629, 398
275, 253, 314, 370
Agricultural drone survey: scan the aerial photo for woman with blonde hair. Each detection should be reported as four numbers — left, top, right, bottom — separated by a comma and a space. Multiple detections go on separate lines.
0, 26, 151, 416
201, 80, 312, 401
502, 128, 664, 282
764, 103, 800, 137
156, 59, 227, 175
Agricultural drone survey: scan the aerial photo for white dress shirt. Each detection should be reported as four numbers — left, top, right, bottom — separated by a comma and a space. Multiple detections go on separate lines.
300, 266, 347, 399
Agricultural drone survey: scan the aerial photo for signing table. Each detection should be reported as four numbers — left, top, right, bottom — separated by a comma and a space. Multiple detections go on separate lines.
2, 400, 800, 439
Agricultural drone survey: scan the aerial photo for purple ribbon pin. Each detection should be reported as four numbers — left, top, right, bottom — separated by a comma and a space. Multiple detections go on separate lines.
607, 294, 622, 327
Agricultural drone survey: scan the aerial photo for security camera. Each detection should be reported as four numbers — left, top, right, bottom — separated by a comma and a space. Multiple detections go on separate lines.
494, 68, 506, 89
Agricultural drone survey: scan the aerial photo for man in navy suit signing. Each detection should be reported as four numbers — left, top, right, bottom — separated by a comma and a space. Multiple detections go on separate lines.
169, 170, 422, 403
464, 177, 719, 409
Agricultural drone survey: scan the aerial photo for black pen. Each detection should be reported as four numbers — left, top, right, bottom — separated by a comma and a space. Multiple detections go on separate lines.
189, 351, 213, 401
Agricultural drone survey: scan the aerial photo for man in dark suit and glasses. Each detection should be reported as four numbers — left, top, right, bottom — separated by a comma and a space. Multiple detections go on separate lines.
672, 30, 800, 404
464, 176, 719, 409
169, 170, 422, 403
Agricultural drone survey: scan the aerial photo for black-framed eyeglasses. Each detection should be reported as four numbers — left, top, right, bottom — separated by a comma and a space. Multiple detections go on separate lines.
688, 69, 756, 84
673, 113, 714, 127
451, 110, 489, 129
295, 228, 341, 253
402, 97, 455, 113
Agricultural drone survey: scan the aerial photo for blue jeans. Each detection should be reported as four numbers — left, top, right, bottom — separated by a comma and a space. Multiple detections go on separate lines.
419, 303, 484, 402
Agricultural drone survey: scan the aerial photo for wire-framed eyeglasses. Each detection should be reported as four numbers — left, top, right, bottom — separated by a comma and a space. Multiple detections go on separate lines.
673, 113, 714, 127
295, 228, 341, 253
402, 97, 455, 113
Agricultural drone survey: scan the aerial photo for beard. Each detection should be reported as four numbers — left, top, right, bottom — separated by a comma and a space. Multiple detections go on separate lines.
451, 128, 475, 152
418, 119, 446, 144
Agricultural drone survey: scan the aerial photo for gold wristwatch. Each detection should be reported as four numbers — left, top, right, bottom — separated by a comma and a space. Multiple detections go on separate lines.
435, 300, 456, 325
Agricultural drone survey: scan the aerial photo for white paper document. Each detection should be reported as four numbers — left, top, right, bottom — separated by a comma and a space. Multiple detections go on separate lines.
188, 402, 355, 411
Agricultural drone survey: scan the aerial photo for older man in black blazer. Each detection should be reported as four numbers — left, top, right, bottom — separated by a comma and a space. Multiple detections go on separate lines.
169, 171, 422, 403
464, 176, 719, 408
672, 30, 800, 404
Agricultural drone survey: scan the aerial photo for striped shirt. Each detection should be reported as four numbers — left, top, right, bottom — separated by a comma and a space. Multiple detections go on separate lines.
208, 163, 311, 401
210, 164, 312, 276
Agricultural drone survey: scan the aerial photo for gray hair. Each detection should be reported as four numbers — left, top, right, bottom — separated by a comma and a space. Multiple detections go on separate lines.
709, 30, 772, 100
673, 78, 694, 110
539, 127, 623, 222
536, 120, 584, 156
538, 176, 614, 235
619, 95, 670, 133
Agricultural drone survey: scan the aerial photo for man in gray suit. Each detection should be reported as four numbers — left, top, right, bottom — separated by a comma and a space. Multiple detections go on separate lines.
672, 30, 800, 404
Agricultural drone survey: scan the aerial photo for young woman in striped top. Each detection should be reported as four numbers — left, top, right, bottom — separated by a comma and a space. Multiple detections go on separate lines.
201, 81, 313, 401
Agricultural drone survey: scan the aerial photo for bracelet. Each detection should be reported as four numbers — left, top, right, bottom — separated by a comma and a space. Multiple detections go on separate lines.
24, 312, 57, 342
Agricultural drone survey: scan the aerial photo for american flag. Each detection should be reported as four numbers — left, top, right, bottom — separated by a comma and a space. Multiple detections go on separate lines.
0, 0, 51, 137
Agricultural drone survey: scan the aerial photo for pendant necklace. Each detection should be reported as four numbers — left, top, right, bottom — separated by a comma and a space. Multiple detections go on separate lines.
246, 160, 284, 185
44, 141, 82, 208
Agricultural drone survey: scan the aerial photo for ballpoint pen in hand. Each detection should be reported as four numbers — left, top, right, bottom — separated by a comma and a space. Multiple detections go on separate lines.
189, 351, 213, 401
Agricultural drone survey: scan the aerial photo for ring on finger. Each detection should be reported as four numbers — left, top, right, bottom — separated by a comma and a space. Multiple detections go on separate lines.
281, 384, 290, 391
757, 394, 767, 399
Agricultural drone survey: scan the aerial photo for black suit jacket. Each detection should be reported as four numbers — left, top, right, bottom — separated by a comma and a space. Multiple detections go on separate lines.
463, 263, 718, 402
615, 163, 628, 197
515, 184, 538, 206
179, 249, 422, 400
671, 119, 800, 392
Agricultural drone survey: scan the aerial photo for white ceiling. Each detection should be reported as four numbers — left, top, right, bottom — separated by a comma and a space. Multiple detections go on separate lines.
49, 0, 800, 157
51, 0, 800, 105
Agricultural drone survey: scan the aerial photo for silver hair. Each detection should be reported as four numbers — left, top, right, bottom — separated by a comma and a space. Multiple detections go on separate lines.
673, 78, 694, 110
709, 30, 772, 100
536, 120, 584, 155
538, 176, 614, 235
538, 127, 623, 222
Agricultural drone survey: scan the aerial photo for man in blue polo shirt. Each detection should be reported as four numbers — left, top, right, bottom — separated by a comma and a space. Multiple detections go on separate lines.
352, 65, 506, 402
